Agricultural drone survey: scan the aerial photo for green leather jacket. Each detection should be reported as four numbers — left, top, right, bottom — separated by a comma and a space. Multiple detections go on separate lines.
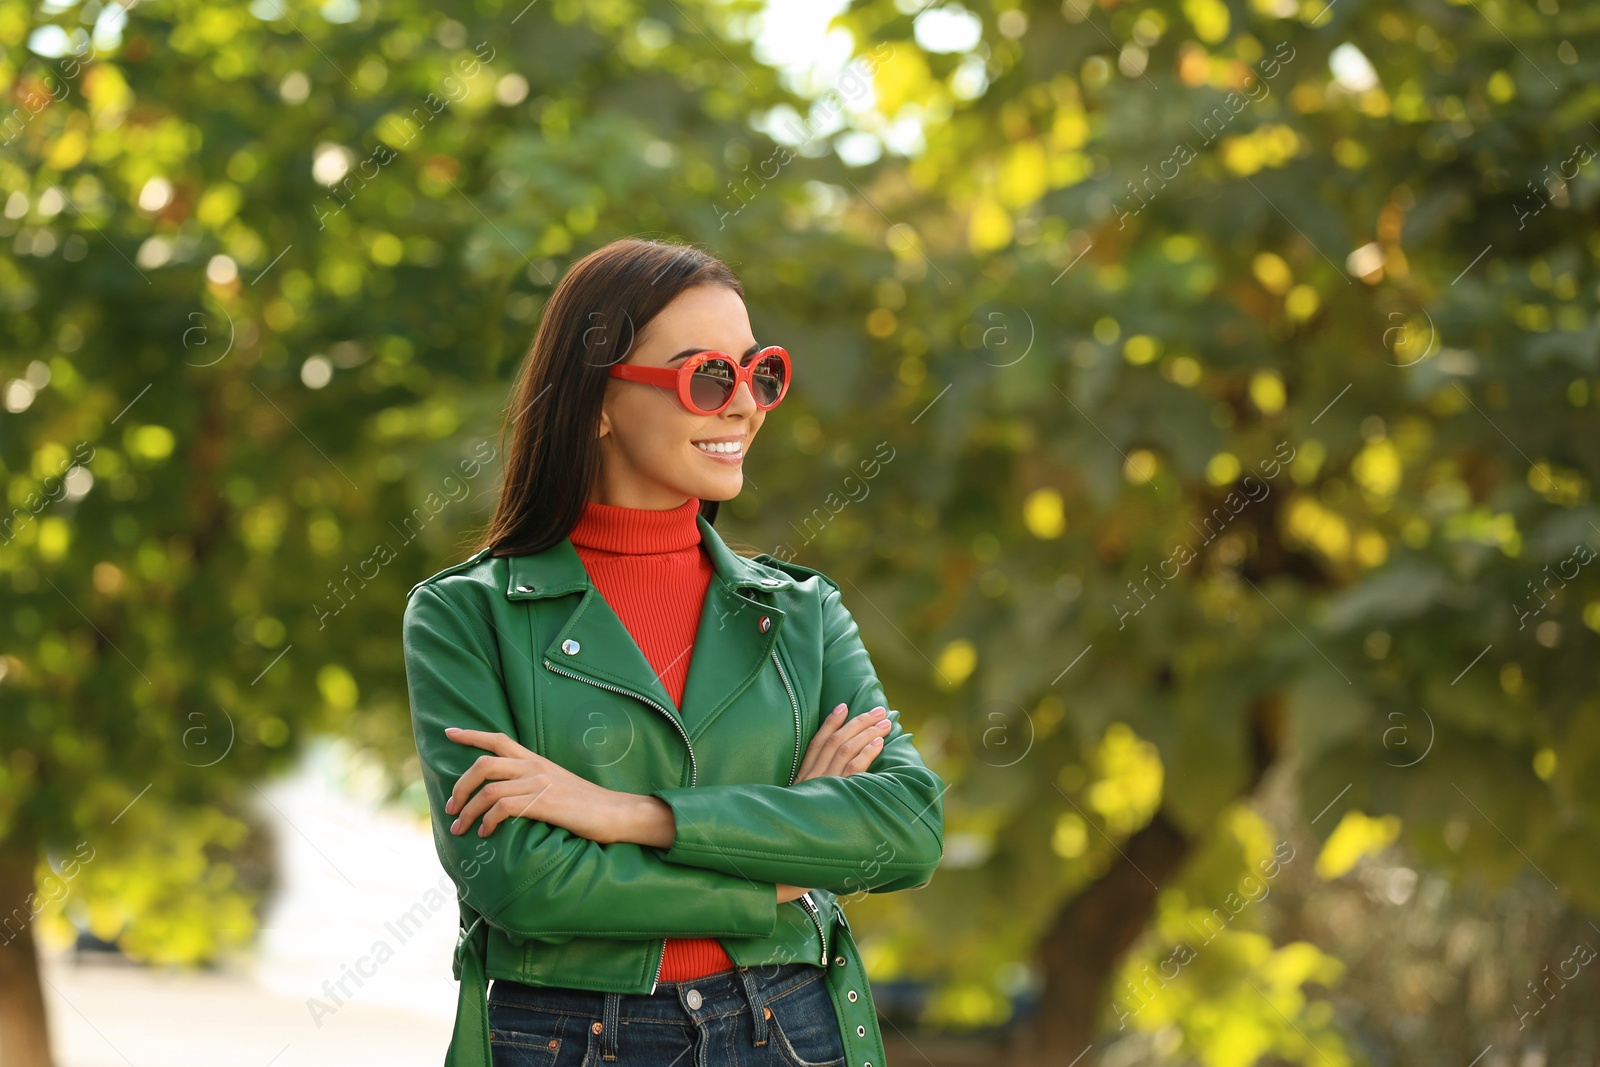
403, 512, 946, 1067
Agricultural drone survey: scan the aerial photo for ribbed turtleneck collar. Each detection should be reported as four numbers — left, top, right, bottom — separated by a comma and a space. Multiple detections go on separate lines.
568, 496, 702, 554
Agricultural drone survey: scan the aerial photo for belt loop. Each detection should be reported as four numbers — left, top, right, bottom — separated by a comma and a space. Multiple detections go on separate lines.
734, 965, 770, 1047
601, 991, 621, 1060
447, 909, 492, 1067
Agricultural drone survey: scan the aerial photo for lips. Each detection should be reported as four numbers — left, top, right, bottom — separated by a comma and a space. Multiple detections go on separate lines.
691, 431, 747, 463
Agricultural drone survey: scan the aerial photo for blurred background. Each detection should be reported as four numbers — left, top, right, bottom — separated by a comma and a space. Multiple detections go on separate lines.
3, 0, 1599, 1063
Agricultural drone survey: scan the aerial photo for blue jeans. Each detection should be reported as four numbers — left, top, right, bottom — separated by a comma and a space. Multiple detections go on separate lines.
487, 961, 848, 1067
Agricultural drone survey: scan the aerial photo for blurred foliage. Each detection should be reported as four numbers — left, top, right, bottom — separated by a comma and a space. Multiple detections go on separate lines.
2, 0, 1599, 1062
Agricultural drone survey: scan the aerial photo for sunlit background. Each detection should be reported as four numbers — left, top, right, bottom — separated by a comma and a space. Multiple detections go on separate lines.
6, 0, 1600, 1063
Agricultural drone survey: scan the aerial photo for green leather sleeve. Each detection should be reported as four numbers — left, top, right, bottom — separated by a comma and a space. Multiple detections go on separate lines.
651, 578, 946, 895
404, 583, 779, 942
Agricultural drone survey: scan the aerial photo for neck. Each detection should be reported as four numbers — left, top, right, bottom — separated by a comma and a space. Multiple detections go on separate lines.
568, 495, 702, 554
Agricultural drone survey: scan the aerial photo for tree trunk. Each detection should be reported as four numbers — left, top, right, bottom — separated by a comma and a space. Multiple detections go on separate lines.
1010, 691, 1286, 1063
1013, 813, 1194, 1062
0, 831, 54, 1067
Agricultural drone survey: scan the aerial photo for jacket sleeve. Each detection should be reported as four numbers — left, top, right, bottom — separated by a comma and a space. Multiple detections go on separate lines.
649, 577, 945, 895
404, 582, 779, 942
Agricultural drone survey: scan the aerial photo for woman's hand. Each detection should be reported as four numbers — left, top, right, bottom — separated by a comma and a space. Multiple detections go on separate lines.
442, 727, 656, 845
443, 703, 891, 850
775, 709, 890, 905
792, 703, 892, 784
778, 704, 892, 901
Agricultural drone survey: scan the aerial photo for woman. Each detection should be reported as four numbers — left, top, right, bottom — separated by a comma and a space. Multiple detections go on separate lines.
402, 238, 945, 1067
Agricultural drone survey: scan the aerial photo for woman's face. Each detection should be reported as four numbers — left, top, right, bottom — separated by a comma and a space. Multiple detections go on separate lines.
595, 284, 767, 509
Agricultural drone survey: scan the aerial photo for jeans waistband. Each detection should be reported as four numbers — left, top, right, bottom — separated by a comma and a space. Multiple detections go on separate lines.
488, 960, 826, 1027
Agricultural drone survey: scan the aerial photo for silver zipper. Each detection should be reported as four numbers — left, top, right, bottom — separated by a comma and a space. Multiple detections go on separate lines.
542, 658, 698, 787
797, 892, 828, 966
774, 649, 802, 787
541, 657, 695, 996
774, 652, 827, 965
772, 649, 824, 964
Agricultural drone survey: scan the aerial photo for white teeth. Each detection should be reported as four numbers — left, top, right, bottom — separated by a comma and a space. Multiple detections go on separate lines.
694, 440, 743, 455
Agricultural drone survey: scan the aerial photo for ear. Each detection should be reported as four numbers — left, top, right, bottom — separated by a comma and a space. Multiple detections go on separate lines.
597, 404, 611, 439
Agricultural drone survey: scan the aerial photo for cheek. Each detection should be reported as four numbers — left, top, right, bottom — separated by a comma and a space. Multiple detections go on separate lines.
614, 391, 680, 438
615, 398, 702, 463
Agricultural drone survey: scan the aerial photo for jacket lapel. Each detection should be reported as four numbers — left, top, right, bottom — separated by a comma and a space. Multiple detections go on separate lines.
676, 561, 778, 741
503, 536, 680, 718
501, 513, 796, 741
677, 516, 801, 740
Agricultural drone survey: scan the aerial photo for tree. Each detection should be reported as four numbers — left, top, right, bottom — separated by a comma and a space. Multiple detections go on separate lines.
5, 0, 1598, 1062
0, 1, 806, 1062
786, 0, 1600, 1058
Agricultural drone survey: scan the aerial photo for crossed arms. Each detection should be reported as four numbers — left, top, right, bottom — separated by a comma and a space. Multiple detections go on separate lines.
402, 579, 945, 943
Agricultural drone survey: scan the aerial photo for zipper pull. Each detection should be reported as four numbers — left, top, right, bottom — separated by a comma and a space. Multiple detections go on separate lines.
798, 892, 828, 965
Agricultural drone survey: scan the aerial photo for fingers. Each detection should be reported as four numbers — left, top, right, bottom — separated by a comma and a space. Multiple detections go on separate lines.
797, 704, 891, 781
446, 753, 512, 816
443, 730, 536, 817
450, 776, 506, 835
446, 752, 549, 835
799, 703, 864, 780
445, 727, 532, 759
795, 704, 848, 781
476, 779, 554, 837
826, 707, 891, 776
451, 772, 550, 836
842, 719, 890, 775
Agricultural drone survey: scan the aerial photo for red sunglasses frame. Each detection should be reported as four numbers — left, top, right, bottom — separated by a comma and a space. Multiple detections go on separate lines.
607, 345, 791, 416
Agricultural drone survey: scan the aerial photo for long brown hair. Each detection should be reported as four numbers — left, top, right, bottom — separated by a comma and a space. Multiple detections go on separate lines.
473, 238, 743, 558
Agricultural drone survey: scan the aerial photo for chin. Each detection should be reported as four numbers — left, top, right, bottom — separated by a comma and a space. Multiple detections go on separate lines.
677, 469, 743, 502
692, 477, 742, 502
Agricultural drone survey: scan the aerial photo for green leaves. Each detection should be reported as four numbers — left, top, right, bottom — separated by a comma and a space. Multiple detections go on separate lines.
4, 0, 1599, 1056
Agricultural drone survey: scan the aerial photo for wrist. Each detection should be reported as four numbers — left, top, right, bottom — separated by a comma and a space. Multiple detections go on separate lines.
628, 794, 676, 850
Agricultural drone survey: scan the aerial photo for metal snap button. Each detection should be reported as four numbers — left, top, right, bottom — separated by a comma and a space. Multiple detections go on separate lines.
561, 639, 580, 655
686, 988, 703, 1009
856, 1025, 867, 1037
516, 584, 535, 593
761, 577, 781, 587
847, 990, 858, 1002
590, 1021, 602, 1034
834, 956, 846, 967
763, 1006, 772, 1019
758, 615, 771, 632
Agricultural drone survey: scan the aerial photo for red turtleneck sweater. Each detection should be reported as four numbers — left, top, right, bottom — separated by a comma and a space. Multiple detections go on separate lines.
566, 494, 737, 981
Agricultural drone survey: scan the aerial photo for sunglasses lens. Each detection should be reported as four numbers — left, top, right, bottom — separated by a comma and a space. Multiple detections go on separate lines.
688, 358, 737, 413
751, 353, 787, 406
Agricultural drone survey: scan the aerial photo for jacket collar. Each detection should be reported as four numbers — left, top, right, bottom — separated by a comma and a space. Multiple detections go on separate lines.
501, 512, 796, 740
504, 512, 794, 600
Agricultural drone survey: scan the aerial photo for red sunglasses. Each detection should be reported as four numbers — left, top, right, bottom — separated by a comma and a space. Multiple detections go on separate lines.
608, 346, 791, 416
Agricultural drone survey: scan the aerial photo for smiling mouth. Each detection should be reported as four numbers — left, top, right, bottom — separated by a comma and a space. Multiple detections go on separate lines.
692, 436, 746, 459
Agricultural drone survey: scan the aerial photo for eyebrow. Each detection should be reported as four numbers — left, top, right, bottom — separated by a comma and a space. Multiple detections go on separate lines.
668, 343, 762, 363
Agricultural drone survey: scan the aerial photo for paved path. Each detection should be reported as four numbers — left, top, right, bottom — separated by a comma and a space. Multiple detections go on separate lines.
41, 740, 459, 1066
42, 952, 454, 1067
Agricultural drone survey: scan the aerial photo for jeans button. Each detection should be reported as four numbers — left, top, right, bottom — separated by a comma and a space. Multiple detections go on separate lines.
686, 988, 703, 1009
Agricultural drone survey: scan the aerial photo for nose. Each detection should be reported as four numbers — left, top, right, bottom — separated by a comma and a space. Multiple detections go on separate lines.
724, 377, 759, 415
